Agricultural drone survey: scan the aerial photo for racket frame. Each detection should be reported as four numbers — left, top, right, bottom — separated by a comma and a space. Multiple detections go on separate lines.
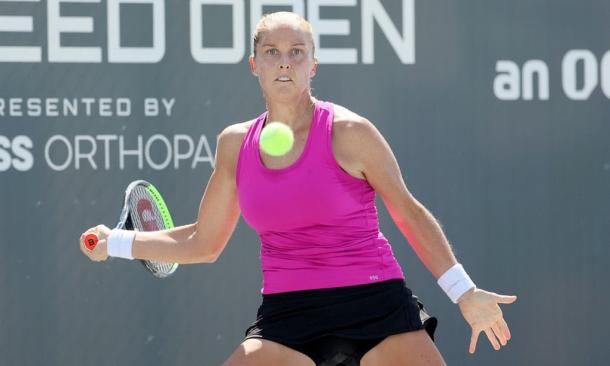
115, 180, 179, 278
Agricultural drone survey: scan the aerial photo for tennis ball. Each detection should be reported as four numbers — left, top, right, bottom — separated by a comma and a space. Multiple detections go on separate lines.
260, 121, 294, 157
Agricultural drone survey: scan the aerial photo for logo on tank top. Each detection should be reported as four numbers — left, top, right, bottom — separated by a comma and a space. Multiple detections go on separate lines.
369, 275, 379, 281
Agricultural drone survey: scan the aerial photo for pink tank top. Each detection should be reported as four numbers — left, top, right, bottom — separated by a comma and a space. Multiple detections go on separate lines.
236, 100, 405, 294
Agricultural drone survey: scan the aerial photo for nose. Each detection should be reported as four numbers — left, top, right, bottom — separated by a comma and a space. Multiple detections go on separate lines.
279, 55, 291, 70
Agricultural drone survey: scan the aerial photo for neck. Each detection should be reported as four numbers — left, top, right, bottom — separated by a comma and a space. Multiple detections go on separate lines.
265, 93, 316, 131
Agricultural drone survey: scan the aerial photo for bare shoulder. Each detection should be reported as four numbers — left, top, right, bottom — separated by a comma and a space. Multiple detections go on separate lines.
215, 120, 256, 174
218, 120, 253, 144
331, 104, 385, 179
333, 103, 367, 125
332, 103, 380, 142
333, 105, 383, 153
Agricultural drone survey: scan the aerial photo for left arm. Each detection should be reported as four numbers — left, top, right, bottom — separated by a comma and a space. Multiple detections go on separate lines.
333, 113, 457, 279
333, 112, 517, 354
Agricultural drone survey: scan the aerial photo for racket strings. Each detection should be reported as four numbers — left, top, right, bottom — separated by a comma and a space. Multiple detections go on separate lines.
128, 185, 177, 277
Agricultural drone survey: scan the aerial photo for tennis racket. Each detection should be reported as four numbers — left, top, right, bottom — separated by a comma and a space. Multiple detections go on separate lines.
84, 180, 179, 278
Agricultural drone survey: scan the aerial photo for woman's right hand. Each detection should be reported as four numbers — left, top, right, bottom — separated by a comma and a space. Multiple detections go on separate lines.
79, 225, 111, 262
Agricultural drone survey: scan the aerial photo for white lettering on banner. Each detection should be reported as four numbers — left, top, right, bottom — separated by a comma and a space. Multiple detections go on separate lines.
0, 0, 42, 62
10, 98, 24, 116
307, 0, 357, 64
494, 61, 521, 100
48, 0, 102, 63
119, 135, 143, 169
562, 50, 598, 100
522, 60, 549, 100
601, 51, 610, 98
96, 134, 117, 169
0, 98, 168, 117
45, 135, 73, 171
0, 0, 415, 64
191, 0, 245, 64
162, 98, 175, 115
42, 134, 215, 171
494, 60, 549, 100
362, 0, 415, 64
145, 134, 172, 170
0, 136, 10, 171
0, 135, 34, 171
495, 49, 610, 101
192, 134, 215, 168
174, 134, 194, 168
75, 135, 97, 169
108, 0, 165, 63
144, 98, 175, 116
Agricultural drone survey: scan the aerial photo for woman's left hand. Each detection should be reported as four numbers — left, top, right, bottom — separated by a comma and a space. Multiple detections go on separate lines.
457, 288, 517, 354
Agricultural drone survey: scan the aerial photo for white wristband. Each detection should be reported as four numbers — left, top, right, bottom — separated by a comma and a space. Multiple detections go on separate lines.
437, 263, 476, 303
107, 229, 135, 260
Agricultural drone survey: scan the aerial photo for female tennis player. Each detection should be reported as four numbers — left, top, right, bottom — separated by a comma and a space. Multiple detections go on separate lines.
80, 11, 517, 366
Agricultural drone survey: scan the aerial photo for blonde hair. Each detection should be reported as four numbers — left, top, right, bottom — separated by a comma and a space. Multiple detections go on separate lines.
252, 12, 316, 57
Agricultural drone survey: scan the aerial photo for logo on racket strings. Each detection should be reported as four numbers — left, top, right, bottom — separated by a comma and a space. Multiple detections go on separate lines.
137, 199, 159, 231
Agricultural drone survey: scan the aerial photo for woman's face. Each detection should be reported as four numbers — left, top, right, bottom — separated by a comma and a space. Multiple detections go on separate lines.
249, 22, 318, 102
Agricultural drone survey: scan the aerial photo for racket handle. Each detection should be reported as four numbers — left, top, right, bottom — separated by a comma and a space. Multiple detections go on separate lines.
84, 233, 99, 251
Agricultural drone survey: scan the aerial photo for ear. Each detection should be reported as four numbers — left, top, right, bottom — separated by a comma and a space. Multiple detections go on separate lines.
249, 55, 258, 76
310, 58, 319, 78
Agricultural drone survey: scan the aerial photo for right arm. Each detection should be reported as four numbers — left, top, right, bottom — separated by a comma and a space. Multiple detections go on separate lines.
131, 123, 245, 264
80, 123, 247, 264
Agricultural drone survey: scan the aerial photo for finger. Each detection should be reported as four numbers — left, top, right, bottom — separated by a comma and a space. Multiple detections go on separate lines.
469, 329, 481, 354
492, 322, 507, 345
495, 294, 517, 304
80, 233, 94, 256
484, 328, 501, 351
499, 317, 512, 340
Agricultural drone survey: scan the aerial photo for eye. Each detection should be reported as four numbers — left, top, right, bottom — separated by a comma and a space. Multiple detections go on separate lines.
292, 48, 302, 56
266, 48, 278, 55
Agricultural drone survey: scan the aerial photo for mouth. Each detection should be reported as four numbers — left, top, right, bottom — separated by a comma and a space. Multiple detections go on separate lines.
275, 76, 292, 82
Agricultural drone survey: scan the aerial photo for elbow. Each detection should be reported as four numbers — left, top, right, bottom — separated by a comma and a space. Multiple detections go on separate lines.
192, 238, 220, 264
186, 235, 211, 263
385, 194, 425, 225
193, 249, 217, 264
195, 245, 219, 264
192, 252, 217, 264
190, 226, 230, 264
205, 252, 219, 263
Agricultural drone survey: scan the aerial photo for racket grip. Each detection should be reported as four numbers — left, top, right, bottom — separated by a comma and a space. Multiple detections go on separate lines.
84, 233, 99, 251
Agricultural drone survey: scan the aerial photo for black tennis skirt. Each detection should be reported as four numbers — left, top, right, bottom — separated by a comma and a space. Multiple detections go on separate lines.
244, 278, 438, 344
